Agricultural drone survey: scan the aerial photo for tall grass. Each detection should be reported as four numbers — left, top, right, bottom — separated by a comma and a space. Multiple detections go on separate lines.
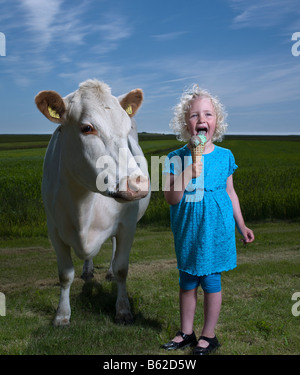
0, 135, 299, 238
235, 167, 299, 220
0, 148, 47, 238
141, 136, 300, 225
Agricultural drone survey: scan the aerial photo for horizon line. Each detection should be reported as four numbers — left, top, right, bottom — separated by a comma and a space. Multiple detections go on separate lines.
0, 132, 299, 137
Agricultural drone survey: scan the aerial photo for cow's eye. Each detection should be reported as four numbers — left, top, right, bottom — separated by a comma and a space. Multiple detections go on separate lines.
81, 124, 96, 135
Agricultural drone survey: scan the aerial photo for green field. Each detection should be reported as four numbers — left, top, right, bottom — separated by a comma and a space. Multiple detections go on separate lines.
0, 134, 299, 237
0, 222, 299, 355
0, 134, 299, 355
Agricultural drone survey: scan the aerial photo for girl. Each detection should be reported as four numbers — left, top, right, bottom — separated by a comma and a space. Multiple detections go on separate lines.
162, 85, 254, 355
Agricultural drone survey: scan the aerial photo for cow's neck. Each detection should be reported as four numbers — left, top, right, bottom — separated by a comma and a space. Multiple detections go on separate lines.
58, 171, 109, 254
62, 170, 97, 224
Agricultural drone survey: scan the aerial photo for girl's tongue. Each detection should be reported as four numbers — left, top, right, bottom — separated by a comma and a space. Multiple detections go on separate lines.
197, 125, 208, 135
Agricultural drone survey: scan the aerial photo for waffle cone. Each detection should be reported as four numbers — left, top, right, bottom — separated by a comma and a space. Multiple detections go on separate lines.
191, 144, 205, 163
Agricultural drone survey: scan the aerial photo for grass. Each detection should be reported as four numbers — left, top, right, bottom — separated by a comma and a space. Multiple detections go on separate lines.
0, 221, 299, 355
0, 134, 51, 151
0, 134, 299, 355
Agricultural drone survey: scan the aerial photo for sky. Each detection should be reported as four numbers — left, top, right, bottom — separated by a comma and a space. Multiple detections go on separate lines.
0, 0, 300, 135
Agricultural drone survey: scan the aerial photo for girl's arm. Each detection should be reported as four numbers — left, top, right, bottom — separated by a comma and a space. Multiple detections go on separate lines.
226, 174, 254, 243
164, 162, 202, 205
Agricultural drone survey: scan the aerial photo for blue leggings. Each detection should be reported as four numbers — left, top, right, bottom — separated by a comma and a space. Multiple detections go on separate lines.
179, 270, 221, 293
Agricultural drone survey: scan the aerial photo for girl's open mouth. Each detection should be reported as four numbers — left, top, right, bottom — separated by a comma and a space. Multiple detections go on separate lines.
197, 125, 208, 135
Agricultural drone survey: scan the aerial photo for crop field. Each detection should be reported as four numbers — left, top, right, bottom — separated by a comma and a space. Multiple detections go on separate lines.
0, 133, 299, 238
0, 133, 299, 356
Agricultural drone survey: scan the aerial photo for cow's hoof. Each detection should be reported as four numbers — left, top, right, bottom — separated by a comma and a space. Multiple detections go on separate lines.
115, 311, 134, 325
105, 271, 115, 281
53, 315, 70, 327
81, 271, 94, 282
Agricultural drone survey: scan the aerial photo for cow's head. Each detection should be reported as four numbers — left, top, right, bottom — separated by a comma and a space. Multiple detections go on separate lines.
35, 79, 149, 201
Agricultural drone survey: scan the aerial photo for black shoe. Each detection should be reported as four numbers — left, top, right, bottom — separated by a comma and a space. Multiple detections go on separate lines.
192, 335, 221, 355
161, 331, 197, 351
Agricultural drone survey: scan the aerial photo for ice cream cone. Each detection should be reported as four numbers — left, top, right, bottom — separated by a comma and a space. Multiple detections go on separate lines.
189, 133, 206, 163
191, 143, 205, 163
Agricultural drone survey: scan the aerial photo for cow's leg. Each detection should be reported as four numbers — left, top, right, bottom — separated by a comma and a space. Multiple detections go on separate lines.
81, 259, 94, 281
51, 231, 74, 326
82, 236, 116, 282
113, 228, 134, 324
106, 236, 116, 281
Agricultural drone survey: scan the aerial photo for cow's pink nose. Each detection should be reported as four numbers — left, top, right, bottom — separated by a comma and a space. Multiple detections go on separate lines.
116, 175, 149, 201
127, 175, 148, 194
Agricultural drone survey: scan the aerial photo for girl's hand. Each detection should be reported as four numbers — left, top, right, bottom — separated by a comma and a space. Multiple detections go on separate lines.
191, 160, 203, 179
239, 226, 255, 244
164, 161, 203, 206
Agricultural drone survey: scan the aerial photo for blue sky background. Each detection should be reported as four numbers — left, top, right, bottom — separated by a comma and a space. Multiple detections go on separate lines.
0, 0, 300, 135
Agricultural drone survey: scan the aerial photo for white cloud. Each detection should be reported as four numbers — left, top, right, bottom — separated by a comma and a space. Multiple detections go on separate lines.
97, 13, 133, 42
151, 31, 187, 42
134, 54, 300, 112
21, 0, 63, 47
228, 0, 300, 29
59, 62, 113, 82
90, 12, 133, 56
0, 0, 136, 89
19, 0, 89, 50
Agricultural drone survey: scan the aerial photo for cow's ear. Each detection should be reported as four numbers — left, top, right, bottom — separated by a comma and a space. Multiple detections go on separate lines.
35, 90, 66, 123
119, 89, 143, 118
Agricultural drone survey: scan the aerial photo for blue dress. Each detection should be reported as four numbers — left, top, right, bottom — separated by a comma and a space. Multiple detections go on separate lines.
164, 145, 238, 276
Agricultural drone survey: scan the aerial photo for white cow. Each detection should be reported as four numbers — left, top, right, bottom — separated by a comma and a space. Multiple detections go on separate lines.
35, 79, 150, 325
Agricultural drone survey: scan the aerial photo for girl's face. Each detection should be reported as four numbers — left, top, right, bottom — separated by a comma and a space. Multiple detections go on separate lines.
186, 97, 216, 142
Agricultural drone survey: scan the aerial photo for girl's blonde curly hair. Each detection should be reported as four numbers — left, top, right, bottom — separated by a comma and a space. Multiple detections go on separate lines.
169, 84, 228, 142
